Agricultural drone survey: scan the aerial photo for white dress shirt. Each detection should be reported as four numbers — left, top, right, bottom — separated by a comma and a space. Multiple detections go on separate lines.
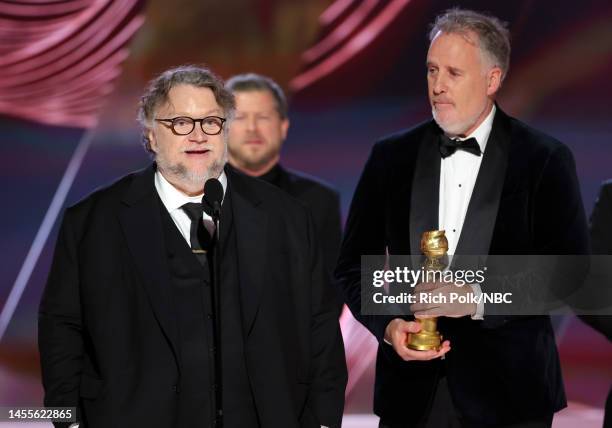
154, 170, 227, 245
439, 104, 496, 319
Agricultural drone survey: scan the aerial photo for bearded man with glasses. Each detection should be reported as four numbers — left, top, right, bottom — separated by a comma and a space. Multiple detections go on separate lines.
38, 65, 347, 428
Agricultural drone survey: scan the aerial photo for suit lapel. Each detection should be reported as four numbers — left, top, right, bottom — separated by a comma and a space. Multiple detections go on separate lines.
409, 125, 442, 255
118, 165, 181, 369
227, 169, 268, 338
455, 108, 511, 255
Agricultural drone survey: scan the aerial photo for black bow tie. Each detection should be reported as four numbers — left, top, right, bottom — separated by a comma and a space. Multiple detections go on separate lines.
439, 135, 482, 158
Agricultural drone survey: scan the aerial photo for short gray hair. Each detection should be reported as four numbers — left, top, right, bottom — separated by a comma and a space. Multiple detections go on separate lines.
138, 65, 235, 154
429, 8, 511, 81
225, 73, 288, 119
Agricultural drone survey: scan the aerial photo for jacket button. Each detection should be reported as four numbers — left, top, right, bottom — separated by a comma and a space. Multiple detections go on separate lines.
172, 384, 180, 393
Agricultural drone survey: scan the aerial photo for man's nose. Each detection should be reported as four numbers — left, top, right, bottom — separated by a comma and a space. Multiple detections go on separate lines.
246, 116, 257, 132
189, 122, 208, 142
432, 75, 447, 95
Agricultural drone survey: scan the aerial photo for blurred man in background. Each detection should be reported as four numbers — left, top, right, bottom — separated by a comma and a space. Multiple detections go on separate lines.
226, 73, 343, 311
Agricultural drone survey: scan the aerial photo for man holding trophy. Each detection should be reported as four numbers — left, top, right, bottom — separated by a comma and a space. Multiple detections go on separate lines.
335, 8, 589, 428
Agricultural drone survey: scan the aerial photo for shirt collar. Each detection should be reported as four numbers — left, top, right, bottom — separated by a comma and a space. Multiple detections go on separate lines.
455, 104, 496, 154
154, 168, 228, 214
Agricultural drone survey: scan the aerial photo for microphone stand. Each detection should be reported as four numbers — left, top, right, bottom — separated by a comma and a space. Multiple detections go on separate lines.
211, 202, 223, 428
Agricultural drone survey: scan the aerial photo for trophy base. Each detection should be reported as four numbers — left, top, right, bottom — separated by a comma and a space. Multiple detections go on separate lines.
406, 332, 442, 351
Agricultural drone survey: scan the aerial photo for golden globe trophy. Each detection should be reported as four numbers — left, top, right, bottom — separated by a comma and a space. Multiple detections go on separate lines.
406, 230, 448, 351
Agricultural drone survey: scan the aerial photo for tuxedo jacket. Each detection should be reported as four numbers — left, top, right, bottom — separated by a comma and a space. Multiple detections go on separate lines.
335, 108, 589, 426
39, 164, 347, 428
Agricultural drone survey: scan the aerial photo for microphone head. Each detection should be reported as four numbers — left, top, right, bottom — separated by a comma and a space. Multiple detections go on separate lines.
202, 178, 223, 217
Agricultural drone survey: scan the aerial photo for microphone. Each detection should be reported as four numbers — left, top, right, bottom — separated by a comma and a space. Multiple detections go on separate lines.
202, 178, 223, 221
201, 177, 225, 427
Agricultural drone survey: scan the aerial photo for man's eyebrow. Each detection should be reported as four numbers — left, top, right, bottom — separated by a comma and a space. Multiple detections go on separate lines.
164, 108, 223, 117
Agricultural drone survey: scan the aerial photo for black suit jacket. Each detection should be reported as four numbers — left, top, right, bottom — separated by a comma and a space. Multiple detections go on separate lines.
581, 180, 612, 339
590, 180, 612, 255
269, 165, 343, 308
584, 181, 612, 428
335, 108, 589, 426
39, 164, 347, 428
228, 163, 342, 290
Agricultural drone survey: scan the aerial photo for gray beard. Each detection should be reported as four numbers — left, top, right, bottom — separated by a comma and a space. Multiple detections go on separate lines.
431, 103, 489, 137
157, 146, 227, 190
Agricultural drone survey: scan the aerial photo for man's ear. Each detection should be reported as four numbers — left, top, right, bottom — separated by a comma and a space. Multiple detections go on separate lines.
147, 128, 157, 153
486, 66, 502, 96
280, 118, 290, 141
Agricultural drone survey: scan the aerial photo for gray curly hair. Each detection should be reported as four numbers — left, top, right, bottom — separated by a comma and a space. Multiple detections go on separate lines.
429, 8, 511, 82
137, 65, 235, 154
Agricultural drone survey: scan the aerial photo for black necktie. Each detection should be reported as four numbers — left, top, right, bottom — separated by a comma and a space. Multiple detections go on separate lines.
439, 135, 482, 158
181, 202, 213, 265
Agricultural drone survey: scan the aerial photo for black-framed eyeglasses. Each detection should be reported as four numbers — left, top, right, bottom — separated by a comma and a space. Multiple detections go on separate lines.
155, 116, 226, 136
